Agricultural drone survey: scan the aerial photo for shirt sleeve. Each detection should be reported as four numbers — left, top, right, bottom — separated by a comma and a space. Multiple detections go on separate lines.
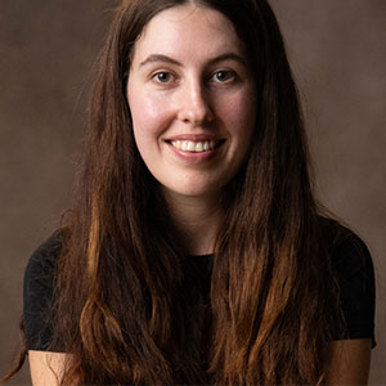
23, 231, 62, 351
331, 232, 376, 347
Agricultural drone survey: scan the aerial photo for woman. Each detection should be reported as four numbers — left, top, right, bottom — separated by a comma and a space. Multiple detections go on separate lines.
5, 0, 375, 384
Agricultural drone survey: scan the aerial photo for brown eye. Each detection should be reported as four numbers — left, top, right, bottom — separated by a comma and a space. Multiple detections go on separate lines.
213, 70, 236, 83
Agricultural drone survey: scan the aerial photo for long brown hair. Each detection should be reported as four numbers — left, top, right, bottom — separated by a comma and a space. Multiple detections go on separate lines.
5, 0, 345, 384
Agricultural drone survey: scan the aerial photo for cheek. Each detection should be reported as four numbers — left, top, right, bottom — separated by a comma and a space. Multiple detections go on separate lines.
218, 90, 256, 141
128, 81, 173, 139
130, 95, 161, 131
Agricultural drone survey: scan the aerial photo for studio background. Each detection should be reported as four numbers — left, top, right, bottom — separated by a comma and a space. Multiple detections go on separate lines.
1, 1, 385, 384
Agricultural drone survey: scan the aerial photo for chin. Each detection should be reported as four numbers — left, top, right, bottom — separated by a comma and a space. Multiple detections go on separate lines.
162, 183, 222, 200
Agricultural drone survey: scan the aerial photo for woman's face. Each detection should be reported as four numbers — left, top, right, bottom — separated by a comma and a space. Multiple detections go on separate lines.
127, 4, 256, 201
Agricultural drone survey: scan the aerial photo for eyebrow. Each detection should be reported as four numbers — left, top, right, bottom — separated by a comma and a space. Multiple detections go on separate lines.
139, 52, 247, 68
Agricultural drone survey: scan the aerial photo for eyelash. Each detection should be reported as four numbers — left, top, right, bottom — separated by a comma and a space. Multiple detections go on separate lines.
210, 70, 237, 83
152, 71, 175, 83
151, 70, 238, 85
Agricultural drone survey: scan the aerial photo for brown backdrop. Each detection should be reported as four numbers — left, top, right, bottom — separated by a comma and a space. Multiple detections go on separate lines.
1, 1, 385, 384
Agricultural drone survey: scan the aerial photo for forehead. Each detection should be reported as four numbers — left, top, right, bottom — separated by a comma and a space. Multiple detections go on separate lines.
131, 4, 245, 63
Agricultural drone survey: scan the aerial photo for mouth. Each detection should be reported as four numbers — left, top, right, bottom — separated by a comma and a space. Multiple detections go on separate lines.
165, 139, 226, 153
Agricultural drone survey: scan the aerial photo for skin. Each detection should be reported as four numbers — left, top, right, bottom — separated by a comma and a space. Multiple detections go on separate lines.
28, 350, 67, 386
127, 5, 256, 254
28, 4, 372, 385
325, 340, 372, 384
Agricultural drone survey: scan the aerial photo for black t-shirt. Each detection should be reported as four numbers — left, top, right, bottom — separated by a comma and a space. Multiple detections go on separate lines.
23, 229, 376, 352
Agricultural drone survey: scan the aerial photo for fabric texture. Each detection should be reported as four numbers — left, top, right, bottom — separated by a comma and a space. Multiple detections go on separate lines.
23, 227, 376, 352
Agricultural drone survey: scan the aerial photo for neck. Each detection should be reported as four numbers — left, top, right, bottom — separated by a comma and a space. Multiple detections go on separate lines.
163, 190, 223, 256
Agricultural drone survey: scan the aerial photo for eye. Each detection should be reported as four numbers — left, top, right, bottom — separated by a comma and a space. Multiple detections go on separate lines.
212, 70, 236, 83
152, 71, 173, 83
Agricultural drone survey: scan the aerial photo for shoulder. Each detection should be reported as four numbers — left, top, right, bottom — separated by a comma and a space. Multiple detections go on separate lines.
321, 218, 376, 346
23, 230, 65, 351
325, 220, 375, 293
329, 223, 373, 273
24, 230, 64, 281
319, 217, 373, 274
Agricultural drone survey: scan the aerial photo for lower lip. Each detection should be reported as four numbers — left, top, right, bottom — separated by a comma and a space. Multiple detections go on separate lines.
165, 141, 223, 163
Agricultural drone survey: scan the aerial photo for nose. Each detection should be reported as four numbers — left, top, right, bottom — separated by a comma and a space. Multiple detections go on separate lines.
176, 79, 214, 125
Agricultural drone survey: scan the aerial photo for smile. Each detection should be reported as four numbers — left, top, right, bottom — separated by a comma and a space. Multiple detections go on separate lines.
172, 140, 214, 152
166, 139, 225, 153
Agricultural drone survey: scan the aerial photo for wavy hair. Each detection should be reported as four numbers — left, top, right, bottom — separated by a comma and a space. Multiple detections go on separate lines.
4, 0, 345, 384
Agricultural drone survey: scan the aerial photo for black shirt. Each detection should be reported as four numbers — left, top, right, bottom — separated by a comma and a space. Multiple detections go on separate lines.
23, 229, 376, 351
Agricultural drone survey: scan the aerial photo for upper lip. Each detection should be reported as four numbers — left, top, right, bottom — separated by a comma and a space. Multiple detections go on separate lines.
165, 134, 224, 142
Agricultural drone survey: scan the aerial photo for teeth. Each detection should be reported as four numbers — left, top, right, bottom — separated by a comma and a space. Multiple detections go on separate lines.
195, 142, 203, 152
187, 141, 195, 151
170, 140, 217, 152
